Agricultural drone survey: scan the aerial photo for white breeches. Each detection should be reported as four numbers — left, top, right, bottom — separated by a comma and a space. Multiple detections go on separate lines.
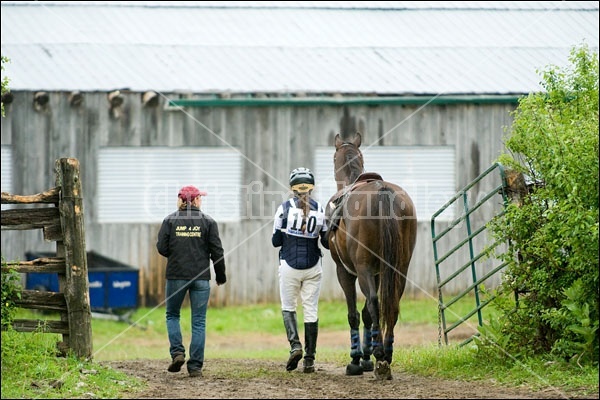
278, 259, 322, 323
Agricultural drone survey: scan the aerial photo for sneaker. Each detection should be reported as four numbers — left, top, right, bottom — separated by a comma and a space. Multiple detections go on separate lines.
167, 354, 185, 373
188, 369, 203, 378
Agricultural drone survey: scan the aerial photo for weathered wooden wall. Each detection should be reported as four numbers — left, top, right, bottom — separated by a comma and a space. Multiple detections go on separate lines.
1, 91, 516, 306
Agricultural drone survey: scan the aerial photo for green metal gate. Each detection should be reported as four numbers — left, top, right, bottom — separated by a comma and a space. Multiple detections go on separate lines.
431, 162, 511, 347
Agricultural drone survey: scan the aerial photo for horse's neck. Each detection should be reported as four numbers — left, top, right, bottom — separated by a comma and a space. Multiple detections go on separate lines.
336, 169, 363, 190
336, 181, 347, 192
331, 173, 383, 205
337, 171, 382, 192
358, 172, 383, 182
336, 176, 352, 192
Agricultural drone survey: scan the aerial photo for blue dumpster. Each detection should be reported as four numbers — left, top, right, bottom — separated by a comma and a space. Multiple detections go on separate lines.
25, 251, 139, 313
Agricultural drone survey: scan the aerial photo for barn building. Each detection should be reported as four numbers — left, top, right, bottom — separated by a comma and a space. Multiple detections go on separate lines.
1, 1, 598, 306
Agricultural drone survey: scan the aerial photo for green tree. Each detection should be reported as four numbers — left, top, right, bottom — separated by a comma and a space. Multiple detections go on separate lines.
1, 55, 9, 117
1, 56, 17, 326
481, 44, 599, 365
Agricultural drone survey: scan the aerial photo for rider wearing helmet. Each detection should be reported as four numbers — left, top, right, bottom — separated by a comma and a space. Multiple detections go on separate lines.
272, 167, 330, 373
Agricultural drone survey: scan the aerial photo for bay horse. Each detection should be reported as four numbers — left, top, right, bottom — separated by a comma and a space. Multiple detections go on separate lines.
327, 133, 417, 380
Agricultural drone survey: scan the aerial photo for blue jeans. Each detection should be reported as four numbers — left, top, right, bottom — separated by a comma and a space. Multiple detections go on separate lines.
165, 279, 210, 372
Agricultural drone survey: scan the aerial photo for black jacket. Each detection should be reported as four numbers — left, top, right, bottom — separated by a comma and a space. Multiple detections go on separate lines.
156, 206, 226, 284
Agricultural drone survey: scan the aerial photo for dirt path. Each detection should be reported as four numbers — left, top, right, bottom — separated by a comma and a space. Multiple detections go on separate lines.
107, 358, 581, 399
102, 326, 596, 399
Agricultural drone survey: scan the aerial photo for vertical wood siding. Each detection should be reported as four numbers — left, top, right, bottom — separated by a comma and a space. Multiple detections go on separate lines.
0, 91, 516, 305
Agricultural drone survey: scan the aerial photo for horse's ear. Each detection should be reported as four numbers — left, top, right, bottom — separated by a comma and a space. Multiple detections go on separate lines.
334, 133, 344, 149
353, 132, 362, 148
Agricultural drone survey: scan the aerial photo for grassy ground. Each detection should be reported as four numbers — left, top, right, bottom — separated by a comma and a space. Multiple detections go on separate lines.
1, 298, 598, 399
92, 298, 450, 360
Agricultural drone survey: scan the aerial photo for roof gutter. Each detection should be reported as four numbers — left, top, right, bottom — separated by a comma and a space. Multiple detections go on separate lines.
166, 94, 522, 108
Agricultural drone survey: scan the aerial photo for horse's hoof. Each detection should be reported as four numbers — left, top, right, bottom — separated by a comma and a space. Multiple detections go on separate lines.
374, 360, 392, 381
345, 363, 364, 376
360, 359, 374, 372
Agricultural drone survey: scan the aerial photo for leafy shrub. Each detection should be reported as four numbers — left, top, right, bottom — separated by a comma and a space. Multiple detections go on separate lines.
1, 260, 22, 328
1, 55, 9, 117
482, 44, 599, 365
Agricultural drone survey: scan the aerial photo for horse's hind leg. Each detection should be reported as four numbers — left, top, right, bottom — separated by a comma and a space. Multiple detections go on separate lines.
359, 275, 392, 380
373, 318, 396, 381
384, 309, 399, 364
360, 272, 379, 372
360, 304, 374, 372
358, 275, 382, 362
375, 295, 399, 381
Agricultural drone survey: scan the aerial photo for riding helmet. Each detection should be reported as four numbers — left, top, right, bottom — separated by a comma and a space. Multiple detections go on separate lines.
289, 167, 315, 193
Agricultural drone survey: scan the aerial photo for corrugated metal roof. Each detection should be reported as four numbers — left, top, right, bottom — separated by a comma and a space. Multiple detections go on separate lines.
1, 1, 598, 94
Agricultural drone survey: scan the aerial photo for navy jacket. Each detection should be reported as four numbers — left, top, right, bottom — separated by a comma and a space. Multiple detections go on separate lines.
272, 197, 329, 269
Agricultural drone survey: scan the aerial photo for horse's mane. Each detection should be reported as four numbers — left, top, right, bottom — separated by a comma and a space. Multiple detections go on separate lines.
338, 143, 364, 185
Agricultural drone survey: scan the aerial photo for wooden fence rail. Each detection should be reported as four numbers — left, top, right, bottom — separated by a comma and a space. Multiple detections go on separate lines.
1, 158, 92, 359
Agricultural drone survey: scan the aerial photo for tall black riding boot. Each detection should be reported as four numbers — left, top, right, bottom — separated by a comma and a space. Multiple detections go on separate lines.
303, 321, 318, 373
282, 311, 303, 371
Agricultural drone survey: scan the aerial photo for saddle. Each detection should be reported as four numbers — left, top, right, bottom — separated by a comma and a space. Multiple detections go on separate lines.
327, 172, 383, 233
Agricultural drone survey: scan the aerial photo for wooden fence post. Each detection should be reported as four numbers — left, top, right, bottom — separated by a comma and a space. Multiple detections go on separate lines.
56, 158, 93, 359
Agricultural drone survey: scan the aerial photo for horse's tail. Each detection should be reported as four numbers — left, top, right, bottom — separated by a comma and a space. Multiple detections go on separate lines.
377, 185, 403, 337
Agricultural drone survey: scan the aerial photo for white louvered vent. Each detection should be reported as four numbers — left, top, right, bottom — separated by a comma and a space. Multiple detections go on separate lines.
98, 147, 242, 223
1, 146, 12, 191
1, 146, 13, 211
314, 146, 456, 221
